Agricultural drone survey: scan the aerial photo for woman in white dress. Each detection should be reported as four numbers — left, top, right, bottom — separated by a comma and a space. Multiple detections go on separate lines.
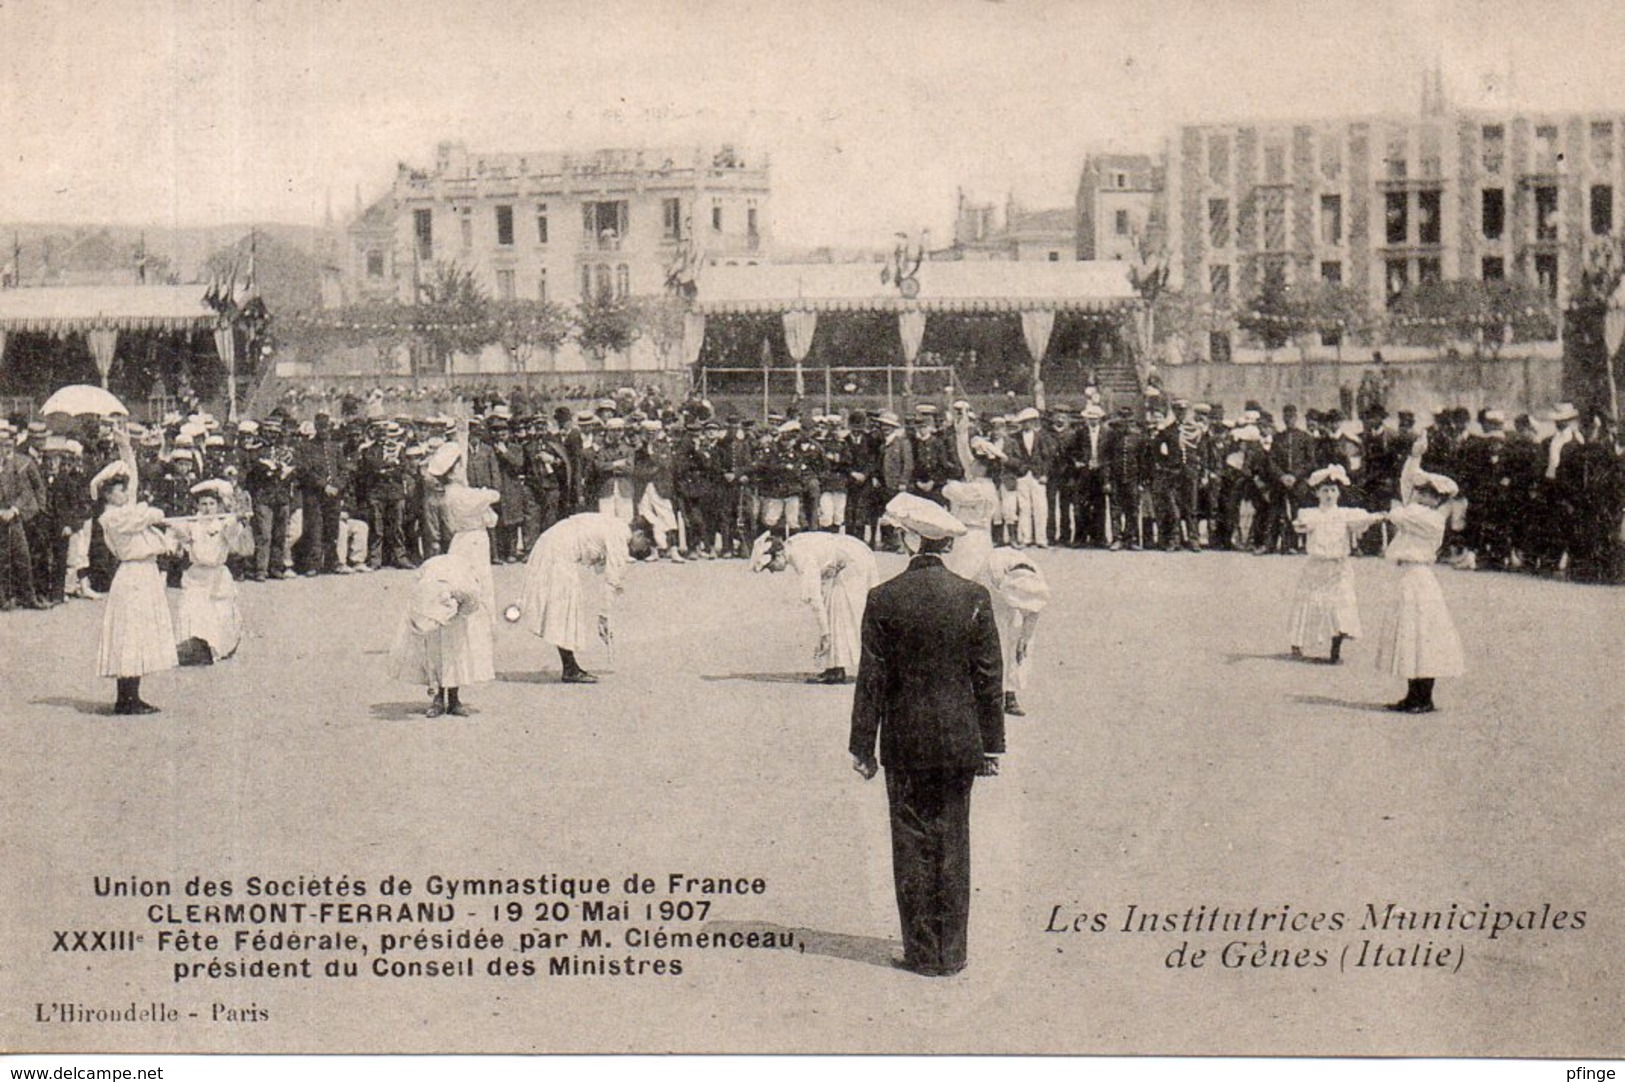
985, 545, 1050, 717
391, 552, 485, 717
173, 479, 254, 665
1374, 434, 1466, 713
1286, 465, 1386, 664
518, 512, 652, 683
942, 407, 1003, 585
750, 529, 879, 684
92, 428, 180, 715
412, 435, 501, 711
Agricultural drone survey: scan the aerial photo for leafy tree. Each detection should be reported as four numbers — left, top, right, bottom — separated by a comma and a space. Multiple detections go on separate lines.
414, 262, 495, 374
1237, 269, 1296, 351
628, 294, 689, 368
574, 295, 640, 360
491, 299, 573, 371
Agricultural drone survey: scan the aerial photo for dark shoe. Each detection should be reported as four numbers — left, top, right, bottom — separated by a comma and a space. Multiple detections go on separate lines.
446, 703, 472, 717
561, 670, 598, 684
1290, 646, 1304, 659
1385, 699, 1418, 712
1004, 696, 1026, 717
806, 668, 848, 685
125, 701, 160, 715
302, 569, 319, 578
248, 573, 267, 582
23, 599, 50, 610
426, 702, 445, 718
267, 570, 286, 580
1402, 701, 1436, 714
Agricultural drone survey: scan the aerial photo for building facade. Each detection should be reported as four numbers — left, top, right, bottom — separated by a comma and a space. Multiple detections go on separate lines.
1075, 153, 1162, 262
1166, 107, 1625, 359
948, 193, 1075, 261
342, 143, 771, 308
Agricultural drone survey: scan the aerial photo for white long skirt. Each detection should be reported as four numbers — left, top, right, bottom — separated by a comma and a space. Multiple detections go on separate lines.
943, 526, 994, 585
1374, 563, 1466, 679
1287, 556, 1360, 652
818, 567, 875, 671
446, 529, 496, 685
177, 563, 242, 660
520, 555, 592, 651
98, 559, 179, 678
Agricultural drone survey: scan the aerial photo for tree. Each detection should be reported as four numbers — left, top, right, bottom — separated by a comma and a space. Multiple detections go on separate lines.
1237, 269, 1298, 352
414, 262, 496, 374
628, 294, 689, 369
491, 299, 573, 371
574, 295, 640, 361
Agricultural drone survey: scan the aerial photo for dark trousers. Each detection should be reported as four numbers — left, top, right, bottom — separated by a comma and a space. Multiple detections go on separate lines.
525, 486, 560, 554
1073, 470, 1107, 546
0, 518, 39, 605
367, 496, 407, 567
297, 490, 340, 572
885, 767, 975, 973
1153, 473, 1194, 548
253, 502, 290, 577
46, 528, 71, 602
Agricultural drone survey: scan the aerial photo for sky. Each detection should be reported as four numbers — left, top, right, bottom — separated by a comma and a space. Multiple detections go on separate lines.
3, 0, 1625, 248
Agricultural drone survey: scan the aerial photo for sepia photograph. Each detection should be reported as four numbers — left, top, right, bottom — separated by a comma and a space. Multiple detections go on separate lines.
1, 0, 1622, 1071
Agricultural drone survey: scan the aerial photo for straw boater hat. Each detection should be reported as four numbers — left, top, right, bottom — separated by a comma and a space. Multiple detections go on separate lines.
876, 410, 902, 428
1550, 402, 1579, 423
880, 493, 966, 540
1014, 407, 1041, 424
89, 460, 132, 500
1415, 471, 1459, 498
190, 479, 235, 502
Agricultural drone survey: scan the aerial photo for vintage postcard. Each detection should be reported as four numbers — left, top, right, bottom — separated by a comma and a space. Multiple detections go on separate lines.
1, 0, 1622, 1063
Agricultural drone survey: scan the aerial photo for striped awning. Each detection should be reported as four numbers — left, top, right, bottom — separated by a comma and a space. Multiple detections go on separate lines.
692, 260, 1142, 316
0, 284, 219, 334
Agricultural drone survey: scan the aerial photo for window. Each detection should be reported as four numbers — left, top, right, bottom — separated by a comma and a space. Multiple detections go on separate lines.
495, 205, 514, 247
1208, 264, 1230, 298
413, 209, 433, 260
1207, 198, 1230, 248
1418, 127, 1442, 178
1482, 189, 1505, 240
458, 208, 472, 249
1385, 191, 1408, 245
1047, 251, 1060, 262
1207, 134, 1230, 185
1591, 121, 1615, 168
1261, 257, 1287, 295
1534, 253, 1558, 299
1264, 142, 1287, 184
1535, 125, 1559, 171
747, 206, 759, 244
365, 251, 385, 279
1262, 189, 1287, 251
1113, 172, 1128, 189
1208, 331, 1232, 364
1535, 186, 1559, 240
1481, 124, 1505, 173
615, 264, 630, 299
1320, 261, 1342, 285
1591, 185, 1613, 236
537, 269, 548, 303
1114, 209, 1130, 236
1481, 256, 1505, 280
1417, 189, 1442, 245
1320, 194, 1342, 245
496, 269, 515, 300
711, 203, 723, 231
662, 198, 682, 240
1385, 259, 1408, 309
593, 264, 614, 302
1417, 257, 1442, 284
583, 201, 630, 250
581, 266, 592, 301
536, 204, 549, 244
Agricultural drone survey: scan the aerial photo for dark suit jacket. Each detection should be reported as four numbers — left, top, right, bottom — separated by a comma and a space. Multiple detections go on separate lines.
1007, 429, 1056, 481
849, 555, 1005, 773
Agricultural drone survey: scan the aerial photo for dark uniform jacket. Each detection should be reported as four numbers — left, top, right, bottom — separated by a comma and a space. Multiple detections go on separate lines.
849, 554, 1005, 773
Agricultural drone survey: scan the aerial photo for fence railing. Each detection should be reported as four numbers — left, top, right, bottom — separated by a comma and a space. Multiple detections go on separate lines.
698, 365, 964, 415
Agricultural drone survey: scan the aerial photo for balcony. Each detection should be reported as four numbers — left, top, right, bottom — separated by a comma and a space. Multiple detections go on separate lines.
581, 231, 626, 253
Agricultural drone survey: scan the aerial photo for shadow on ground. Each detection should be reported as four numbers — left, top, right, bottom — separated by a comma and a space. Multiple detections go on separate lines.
702, 920, 899, 970
1291, 694, 1394, 714
699, 672, 817, 685
28, 696, 114, 717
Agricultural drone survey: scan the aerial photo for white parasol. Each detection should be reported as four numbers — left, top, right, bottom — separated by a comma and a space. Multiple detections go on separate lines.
41, 384, 129, 417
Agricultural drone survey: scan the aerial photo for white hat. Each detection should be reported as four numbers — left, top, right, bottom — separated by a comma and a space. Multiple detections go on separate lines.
748, 531, 783, 572
1482, 409, 1507, 426
1307, 465, 1351, 488
89, 460, 131, 500
1416, 471, 1459, 498
969, 436, 1006, 461
604, 417, 627, 431
190, 478, 234, 502
1231, 424, 1261, 443
425, 442, 464, 478
640, 419, 664, 432
876, 410, 902, 428
1334, 420, 1365, 443
881, 493, 967, 540
1014, 407, 1041, 424
1550, 402, 1579, 423
238, 420, 260, 434
777, 419, 801, 434
1081, 404, 1106, 420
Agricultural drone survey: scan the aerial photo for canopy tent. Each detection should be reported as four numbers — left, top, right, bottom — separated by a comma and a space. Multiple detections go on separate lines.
0, 284, 247, 417
689, 260, 1144, 406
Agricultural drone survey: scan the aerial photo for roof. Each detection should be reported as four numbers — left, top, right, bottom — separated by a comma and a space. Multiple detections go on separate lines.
0, 285, 219, 334
692, 261, 1139, 316
1006, 208, 1077, 239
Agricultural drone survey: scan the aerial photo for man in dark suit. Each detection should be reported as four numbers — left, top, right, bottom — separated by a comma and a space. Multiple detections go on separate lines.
849, 493, 1005, 977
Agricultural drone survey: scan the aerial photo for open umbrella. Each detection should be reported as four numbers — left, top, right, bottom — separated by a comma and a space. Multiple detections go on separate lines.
41, 384, 129, 417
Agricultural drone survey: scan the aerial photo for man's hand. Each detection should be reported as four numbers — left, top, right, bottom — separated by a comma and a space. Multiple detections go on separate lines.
851, 755, 878, 781
976, 756, 1000, 778
324, 485, 339, 498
